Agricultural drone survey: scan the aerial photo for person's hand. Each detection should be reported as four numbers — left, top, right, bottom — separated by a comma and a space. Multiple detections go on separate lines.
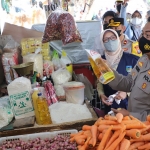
115, 91, 127, 100
111, 108, 129, 117
100, 94, 112, 106
124, 0, 129, 5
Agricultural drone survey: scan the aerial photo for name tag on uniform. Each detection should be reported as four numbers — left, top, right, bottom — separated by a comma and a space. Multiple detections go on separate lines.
126, 66, 132, 73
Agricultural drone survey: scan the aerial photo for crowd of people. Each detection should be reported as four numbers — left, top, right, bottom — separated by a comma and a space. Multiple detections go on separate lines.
95, 0, 150, 121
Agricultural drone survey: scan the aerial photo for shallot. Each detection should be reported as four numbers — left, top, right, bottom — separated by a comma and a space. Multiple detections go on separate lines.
0, 135, 77, 150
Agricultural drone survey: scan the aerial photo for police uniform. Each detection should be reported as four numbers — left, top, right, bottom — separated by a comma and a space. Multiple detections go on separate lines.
109, 54, 150, 121
108, 18, 142, 57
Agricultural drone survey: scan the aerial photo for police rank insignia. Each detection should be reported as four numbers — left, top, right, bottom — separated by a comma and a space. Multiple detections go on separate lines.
142, 83, 147, 89
138, 62, 143, 67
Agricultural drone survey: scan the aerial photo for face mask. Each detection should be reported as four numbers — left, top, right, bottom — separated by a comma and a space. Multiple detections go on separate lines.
116, 30, 122, 37
116, 4, 121, 13
131, 17, 142, 25
104, 40, 119, 52
139, 36, 150, 54
103, 23, 109, 30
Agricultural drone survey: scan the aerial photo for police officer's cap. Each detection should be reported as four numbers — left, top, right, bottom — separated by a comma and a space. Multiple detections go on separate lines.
108, 18, 124, 27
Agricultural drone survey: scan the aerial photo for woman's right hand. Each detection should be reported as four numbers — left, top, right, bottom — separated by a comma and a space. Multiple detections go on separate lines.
100, 94, 112, 106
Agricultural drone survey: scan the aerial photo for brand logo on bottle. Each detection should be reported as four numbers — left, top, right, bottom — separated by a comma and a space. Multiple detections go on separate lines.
90, 50, 99, 56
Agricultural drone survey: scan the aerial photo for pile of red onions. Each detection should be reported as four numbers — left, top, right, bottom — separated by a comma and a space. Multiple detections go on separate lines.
0, 135, 77, 150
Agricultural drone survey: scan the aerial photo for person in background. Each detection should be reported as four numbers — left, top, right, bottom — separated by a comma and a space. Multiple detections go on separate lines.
93, 11, 118, 55
108, 18, 142, 57
97, 29, 139, 114
39, 1, 43, 9
146, 10, 150, 21
118, 0, 143, 41
108, 17, 150, 121
115, 0, 124, 15
126, 12, 131, 22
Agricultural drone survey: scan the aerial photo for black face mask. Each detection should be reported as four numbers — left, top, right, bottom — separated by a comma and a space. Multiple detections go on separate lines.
116, 30, 122, 37
103, 23, 109, 30
139, 36, 150, 54
117, 4, 121, 13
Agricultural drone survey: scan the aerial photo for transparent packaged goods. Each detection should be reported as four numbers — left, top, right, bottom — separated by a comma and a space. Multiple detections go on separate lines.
86, 49, 115, 84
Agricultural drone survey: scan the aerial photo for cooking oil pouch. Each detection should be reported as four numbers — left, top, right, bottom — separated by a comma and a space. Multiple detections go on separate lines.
85, 49, 115, 84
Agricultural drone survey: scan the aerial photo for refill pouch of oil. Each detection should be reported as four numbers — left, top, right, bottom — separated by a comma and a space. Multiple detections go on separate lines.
85, 49, 115, 84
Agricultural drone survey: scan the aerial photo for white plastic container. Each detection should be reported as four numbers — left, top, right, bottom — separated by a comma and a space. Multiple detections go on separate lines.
63, 82, 85, 104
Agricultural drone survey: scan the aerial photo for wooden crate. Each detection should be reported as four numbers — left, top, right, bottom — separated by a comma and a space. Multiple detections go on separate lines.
0, 101, 98, 137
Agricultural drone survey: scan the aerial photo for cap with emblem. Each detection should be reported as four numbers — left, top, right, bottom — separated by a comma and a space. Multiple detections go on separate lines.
108, 18, 124, 27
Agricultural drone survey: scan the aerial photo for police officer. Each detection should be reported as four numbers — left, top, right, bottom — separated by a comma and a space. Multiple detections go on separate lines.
107, 17, 150, 121
108, 18, 142, 57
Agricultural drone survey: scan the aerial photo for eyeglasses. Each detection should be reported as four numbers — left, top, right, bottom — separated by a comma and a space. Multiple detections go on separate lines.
103, 35, 117, 43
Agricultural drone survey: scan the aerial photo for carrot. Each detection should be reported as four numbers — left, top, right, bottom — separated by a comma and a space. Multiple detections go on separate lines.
123, 116, 131, 120
98, 120, 118, 125
138, 142, 150, 149
94, 117, 104, 126
147, 115, 150, 122
75, 137, 85, 145
98, 125, 110, 132
105, 131, 126, 150
98, 133, 103, 141
143, 121, 150, 125
115, 144, 120, 150
116, 113, 123, 123
122, 120, 139, 124
70, 135, 86, 142
70, 131, 83, 138
105, 129, 121, 149
126, 129, 141, 139
91, 125, 98, 147
83, 130, 92, 138
97, 125, 113, 150
130, 133, 150, 142
78, 137, 91, 150
82, 125, 92, 131
126, 123, 146, 129
120, 138, 130, 150
128, 142, 145, 150
140, 125, 150, 134
113, 123, 126, 131
104, 115, 117, 121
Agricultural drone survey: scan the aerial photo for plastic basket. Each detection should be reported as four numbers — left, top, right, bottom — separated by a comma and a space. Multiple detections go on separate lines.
0, 129, 78, 145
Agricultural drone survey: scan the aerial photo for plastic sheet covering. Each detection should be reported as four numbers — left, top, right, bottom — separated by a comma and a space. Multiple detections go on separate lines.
31, 21, 101, 64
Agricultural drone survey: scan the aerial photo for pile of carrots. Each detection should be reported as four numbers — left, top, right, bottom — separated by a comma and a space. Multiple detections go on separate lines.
70, 113, 150, 150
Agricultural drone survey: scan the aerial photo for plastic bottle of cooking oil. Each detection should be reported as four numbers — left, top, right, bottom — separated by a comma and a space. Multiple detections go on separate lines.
32, 88, 41, 124
36, 93, 52, 125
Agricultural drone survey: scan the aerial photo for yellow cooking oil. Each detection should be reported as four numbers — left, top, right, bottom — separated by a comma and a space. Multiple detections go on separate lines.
32, 89, 52, 125
37, 93, 52, 125
88, 57, 115, 84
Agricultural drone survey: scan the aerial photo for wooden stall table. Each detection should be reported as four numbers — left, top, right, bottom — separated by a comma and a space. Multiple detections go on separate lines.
0, 101, 98, 137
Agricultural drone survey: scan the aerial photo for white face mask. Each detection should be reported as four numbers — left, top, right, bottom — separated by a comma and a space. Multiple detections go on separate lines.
131, 17, 142, 25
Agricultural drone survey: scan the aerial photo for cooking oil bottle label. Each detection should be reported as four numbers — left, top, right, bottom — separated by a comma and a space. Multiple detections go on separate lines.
99, 72, 115, 84
9, 91, 34, 116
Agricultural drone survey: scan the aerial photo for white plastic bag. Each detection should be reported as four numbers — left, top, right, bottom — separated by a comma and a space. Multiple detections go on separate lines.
54, 85, 65, 100
60, 50, 72, 67
51, 68, 71, 85
23, 52, 43, 78
7, 77, 35, 119
0, 96, 14, 129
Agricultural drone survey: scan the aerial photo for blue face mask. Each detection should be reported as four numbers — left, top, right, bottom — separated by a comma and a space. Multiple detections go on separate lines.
103, 40, 119, 52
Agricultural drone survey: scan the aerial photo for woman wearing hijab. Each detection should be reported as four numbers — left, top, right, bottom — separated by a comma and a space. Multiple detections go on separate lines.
97, 29, 139, 114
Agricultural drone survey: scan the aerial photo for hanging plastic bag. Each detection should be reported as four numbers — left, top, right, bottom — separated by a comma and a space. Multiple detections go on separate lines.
42, 8, 62, 43
57, 10, 82, 45
42, 7, 82, 45
52, 50, 62, 71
